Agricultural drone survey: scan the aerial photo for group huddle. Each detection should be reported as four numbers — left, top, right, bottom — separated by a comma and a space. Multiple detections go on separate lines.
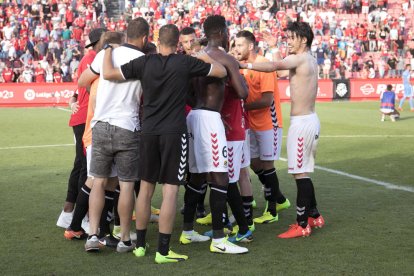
56, 15, 325, 264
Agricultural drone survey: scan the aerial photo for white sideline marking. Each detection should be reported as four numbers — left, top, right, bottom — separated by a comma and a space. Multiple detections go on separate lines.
56, 107, 71, 112
0, 144, 74, 150
2, 142, 412, 193
281, 135, 414, 138
279, 158, 414, 193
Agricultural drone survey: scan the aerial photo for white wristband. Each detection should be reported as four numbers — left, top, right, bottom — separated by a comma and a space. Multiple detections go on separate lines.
247, 63, 253, 70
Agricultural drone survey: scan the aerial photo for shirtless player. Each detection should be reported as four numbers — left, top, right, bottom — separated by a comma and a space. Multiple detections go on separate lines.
184, 15, 249, 253
240, 21, 325, 238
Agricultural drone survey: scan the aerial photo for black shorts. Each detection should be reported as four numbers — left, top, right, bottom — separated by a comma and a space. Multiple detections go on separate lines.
140, 133, 188, 185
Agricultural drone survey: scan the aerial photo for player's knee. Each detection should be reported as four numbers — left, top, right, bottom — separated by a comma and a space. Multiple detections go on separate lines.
293, 173, 309, 180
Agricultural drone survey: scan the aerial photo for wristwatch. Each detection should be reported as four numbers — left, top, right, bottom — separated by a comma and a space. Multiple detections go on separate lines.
103, 43, 113, 50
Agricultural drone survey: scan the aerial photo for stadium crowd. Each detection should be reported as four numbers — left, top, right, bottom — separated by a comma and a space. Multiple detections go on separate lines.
0, 0, 414, 83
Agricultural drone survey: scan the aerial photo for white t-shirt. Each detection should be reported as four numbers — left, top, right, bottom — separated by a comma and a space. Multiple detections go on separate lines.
90, 44, 144, 132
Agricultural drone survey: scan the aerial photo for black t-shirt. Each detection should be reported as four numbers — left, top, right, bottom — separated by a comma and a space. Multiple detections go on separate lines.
121, 53, 211, 135
387, 58, 397, 69
396, 39, 404, 50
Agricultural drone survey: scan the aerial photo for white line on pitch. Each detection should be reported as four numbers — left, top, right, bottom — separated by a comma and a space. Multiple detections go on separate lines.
0, 144, 74, 150
279, 157, 413, 193
55, 107, 71, 112
281, 135, 414, 138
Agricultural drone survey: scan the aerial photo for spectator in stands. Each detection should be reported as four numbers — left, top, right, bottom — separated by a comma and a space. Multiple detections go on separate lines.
70, 56, 79, 76
378, 58, 387, 78
34, 38, 48, 60
19, 49, 33, 66
387, 53, 398, 78
46, 65, 54, 83
1, 66, 13, 83
21, 65, 33, 83
396, 56, 405, 78
34, 62, 46, 83
53, 66, 63, 83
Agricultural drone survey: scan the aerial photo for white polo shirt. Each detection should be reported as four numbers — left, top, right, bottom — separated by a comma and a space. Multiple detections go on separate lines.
90, 44, 144, 132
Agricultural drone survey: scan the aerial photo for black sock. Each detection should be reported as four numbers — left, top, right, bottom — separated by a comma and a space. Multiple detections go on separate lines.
123, 240, 132, 246
134, 180, 140, 197
254, 169, 265, 184
308, 179, 320, 218
113, 186, 120, 226
158, 232, 171, 256
242, 196, 254, 225
296, 178, 313, 227
197, 182, 207, 211
227, 183, 248, 234
99, 190, 115, 238
70, 184, 90, 231
210, 183, 228, 239
183, 182, 203, 230
136, 229, 147, 248
260, 169, 276, 216
263, 168, 286, 204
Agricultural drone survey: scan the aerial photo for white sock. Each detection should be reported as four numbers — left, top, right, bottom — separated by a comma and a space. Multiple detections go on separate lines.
213, 237, 225, 243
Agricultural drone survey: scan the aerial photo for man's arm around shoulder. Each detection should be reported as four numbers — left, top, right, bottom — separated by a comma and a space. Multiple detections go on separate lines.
194, 50, 227, 78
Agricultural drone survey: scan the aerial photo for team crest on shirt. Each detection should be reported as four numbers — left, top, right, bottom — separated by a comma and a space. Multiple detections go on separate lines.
224, 160, 228, 168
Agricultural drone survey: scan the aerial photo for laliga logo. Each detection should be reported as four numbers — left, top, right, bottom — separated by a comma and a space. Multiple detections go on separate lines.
360, 84, 375, 95
336, 83, 348, 97
24, 89, 36, 101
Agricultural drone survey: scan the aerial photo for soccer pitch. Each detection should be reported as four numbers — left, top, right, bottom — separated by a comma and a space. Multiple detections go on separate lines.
0, 102, 413, 275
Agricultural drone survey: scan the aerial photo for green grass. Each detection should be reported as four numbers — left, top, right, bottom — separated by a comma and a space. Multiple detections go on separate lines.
0, 102, 413, 275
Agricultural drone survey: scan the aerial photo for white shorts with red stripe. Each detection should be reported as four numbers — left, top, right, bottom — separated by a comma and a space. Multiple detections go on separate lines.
250, 127, 283, 161
287, 113, 320, 174
227, 140, 244, 182
187, 109, 228, 173
241, 129, 251, 168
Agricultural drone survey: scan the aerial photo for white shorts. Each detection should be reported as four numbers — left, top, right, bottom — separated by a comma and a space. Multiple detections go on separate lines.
287, 113, 320, 174
250, 127, 283, 161
241, 129, 251, 168
380, 108, 394, 114
188, 109, 228, 173
227, 140, 244, 183
86, 146, 117, 178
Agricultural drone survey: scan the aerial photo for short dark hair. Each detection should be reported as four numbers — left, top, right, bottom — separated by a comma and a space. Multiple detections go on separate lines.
180, 27, 195, 36
387, 84, 393, 91
236, 30, 256, 44
286, 21, 314, 48
203, 15, 226, 39
97, 31, 125, 50
127, 17, 150, 39
159, 24, 179, 47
